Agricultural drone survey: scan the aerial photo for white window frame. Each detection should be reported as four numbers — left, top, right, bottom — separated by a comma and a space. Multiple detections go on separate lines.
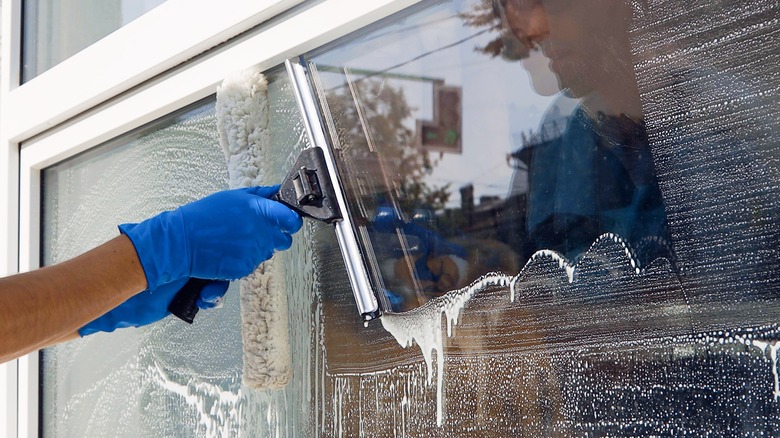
0, 0, 423, 436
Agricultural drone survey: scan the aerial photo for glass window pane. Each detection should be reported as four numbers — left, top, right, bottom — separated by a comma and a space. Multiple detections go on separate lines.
22, 0, 167, 81
305, 0, 780, 434
40, 69, 316, 436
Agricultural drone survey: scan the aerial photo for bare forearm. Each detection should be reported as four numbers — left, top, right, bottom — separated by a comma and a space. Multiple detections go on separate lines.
0, 235, 147, 363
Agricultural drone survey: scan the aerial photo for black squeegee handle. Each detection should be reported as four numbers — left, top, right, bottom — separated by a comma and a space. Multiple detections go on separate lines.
167, 278, 211, 324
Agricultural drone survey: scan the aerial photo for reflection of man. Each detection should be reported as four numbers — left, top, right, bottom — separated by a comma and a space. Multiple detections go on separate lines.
496, 0, 670, 263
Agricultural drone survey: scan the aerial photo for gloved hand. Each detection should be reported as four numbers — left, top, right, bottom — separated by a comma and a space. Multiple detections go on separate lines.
119, 186, 303, 291
78, 278, 229, 336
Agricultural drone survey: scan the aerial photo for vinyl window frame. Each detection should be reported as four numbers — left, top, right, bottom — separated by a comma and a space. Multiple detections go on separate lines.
0, 0, 423, 436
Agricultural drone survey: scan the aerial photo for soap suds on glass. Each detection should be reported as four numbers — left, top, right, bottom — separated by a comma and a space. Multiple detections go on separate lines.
381, 232, 652, 426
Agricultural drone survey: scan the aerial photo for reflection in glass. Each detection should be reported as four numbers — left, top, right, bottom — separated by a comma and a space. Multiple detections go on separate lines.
307, 0, 780, 435
22, 0, 166, 81
310, 0, 670, 313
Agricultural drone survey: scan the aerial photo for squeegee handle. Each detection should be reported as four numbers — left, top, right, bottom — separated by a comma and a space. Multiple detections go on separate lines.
167, 278, 210, 324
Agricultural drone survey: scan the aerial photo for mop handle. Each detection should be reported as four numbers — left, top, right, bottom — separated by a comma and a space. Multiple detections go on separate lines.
167, 278, 210, 324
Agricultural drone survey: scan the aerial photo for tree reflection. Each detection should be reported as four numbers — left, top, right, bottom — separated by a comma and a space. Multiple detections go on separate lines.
323, 76, 451, 218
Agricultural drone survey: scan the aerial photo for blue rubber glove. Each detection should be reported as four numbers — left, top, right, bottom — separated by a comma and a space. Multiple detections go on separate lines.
78, 278, 229, 335
371, 204, 467, 295
372, 205, 467, 261
119, 186, 303, 291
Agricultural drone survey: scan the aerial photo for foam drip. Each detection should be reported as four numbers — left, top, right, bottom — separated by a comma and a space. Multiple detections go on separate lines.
739, 337, 780, 400
382, 273, 510, 425
381, 232, 651, 426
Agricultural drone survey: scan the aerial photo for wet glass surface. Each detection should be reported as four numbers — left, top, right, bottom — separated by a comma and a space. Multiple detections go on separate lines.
33, 0, 780, 435
306, 0, 780, 434
41, 99, 233, 437
40, 72, 318, 436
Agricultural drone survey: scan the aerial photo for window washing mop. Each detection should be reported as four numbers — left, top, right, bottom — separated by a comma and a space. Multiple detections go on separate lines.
213, 67, 298, 390
165, 68, 303, 389
166, 66, 343, 389
167, 63, 382, 388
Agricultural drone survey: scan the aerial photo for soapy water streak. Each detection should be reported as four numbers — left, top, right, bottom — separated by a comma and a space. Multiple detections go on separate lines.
381, 232, 662, 426
145, 362, 242, 436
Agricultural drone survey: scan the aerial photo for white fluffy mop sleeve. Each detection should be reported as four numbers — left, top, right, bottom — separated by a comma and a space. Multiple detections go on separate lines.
216, 68, 292, 390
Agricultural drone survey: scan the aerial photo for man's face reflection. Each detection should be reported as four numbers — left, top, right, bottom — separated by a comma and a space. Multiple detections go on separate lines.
498, 0, 634, 100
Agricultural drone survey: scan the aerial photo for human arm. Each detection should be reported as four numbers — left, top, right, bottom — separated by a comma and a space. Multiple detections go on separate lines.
76, 277, 229, 336
0, 185, 302, 362
0, 235, 146, 363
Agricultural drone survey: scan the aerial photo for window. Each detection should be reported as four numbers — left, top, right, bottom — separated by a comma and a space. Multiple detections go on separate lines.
4, 1, 426, 436
303, 0, 780, 434
2, 0, 779, 435
22, 0, 167, 81
39, 100, 231, 435
37, 75, 316, 436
